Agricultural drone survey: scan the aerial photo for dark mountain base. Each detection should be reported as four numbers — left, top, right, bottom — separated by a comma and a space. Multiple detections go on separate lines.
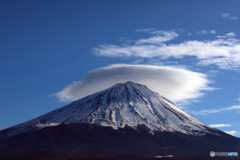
0, 123, 239, 160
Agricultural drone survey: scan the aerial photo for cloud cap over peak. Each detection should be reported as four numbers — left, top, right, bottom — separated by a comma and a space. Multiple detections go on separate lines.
55, 64, 214, 104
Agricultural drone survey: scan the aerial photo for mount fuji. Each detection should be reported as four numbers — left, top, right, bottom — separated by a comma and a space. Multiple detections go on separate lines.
0, 81, 239, 160
0, 81, 212, 138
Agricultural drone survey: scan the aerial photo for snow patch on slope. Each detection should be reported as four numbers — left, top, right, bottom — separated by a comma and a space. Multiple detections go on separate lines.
33, 121, 60, 128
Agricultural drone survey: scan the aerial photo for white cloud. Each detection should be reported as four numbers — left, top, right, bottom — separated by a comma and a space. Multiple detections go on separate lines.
216, 32, 237, 39
93, 29, 240, 70
55, 64, 214, 104
237, 95, 240, 102
33, 121, 60, 128
135, 28, 176, 36
135, 28, 155, 33
222, 13, 238, 20
210, 30, 217, 34
196, 30, 216, 35
237, 94, 240, 101
197, 30, 208, 35
209, 124, 231, 127
226, 32, 237, 36
130, 58, 145, 64
225, 130, 238, 136
135, 30, 179, 44
135, 35, 176, 45
192, 105, 240, 115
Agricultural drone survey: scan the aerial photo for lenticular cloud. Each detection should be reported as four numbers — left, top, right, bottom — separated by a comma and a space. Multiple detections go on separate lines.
55, 64, 214, 104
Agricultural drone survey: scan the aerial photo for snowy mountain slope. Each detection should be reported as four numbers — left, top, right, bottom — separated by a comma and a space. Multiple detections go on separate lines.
0, 81, 214, 139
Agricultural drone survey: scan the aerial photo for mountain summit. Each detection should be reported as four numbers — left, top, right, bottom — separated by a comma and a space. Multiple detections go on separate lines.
1, 81, 213, 139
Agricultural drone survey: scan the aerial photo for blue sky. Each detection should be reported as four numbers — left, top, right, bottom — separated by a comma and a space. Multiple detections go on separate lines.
1, 0, 240, 136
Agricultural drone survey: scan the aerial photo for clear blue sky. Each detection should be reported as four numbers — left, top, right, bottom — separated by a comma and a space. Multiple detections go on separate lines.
1, 0, 240, 136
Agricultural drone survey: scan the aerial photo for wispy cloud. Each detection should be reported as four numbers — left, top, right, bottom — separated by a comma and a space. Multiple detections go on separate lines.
33, 121, 60, 128
135, 29, 178, 44
191, 105, 240, 115
55, 64, 214, 104
93, 29, 240, 70
135, 28, 176, 36
237, 94, 240, 102
225, 130, 238, 136
209, 124, 231, 127
130, 58, 145, 64
196, 30, 216, 35
216, 32, 237, 39
221, 13, 238, 20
